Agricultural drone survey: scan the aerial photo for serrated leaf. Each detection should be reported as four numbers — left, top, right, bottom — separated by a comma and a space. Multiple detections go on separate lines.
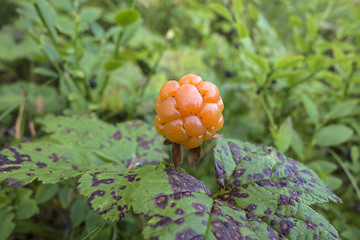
315, 124, 353, 146
0, 115, 167, 186
213, 139, 340, 239
328, 100, 357, 119
274, 55, 304, 70
114, 9, 140, 26
301, 94, 319, 124
209, 3, 233, 22
136, 139, 340, 239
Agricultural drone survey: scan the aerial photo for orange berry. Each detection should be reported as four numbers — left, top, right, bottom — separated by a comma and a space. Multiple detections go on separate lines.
217, 97, 224, 112
175, 84, 203, 116
203, 127, 216, 141
184, 115, 207, 137
155, 96, 162, 111
198, 103, 222, 129
181, 135, 203, 149
157, 97, 181, 122
154, 74, 224, 149
154, 115, 165, 135
159, 80, 180, 101
179, 74, 203, 86
214, 114, 224, 131
165, 119, 188, 143
197, 82, 220, 103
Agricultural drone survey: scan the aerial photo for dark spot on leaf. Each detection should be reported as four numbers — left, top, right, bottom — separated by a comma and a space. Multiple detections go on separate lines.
305, 222, 317, 230
176, 228, 204, 240
175, 208, 185, 215
243, 157, 251, 161
49, 153, 59, 162
267, 225, 279, 240
253, 173, 264, 181
192, 202, 208, 212
151, 215, 172, 229
120, 185, 126, 190
36, 162, 47, 168
279, 220, 295, 235
233, 169, 245, 178
113, 130, 122, 140
155, 195, 168, 209
34, 148, 42, 152
26, 173, 35, 177
279, 194, 295, 206
0, 166, 21, 172
72, 165, 78, 170
175, 218, 185, 225
245, 204, 257, 212
263, 168, 271, 177
305, 188, 314, 193
87, 190, 106, 206
125, 174, 137, 182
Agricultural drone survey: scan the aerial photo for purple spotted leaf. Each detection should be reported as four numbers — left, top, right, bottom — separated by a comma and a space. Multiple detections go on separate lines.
214, 138, 340, 239
0, 115, 167, 185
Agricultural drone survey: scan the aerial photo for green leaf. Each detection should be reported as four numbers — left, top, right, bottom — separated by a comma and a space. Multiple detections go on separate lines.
328, 100, 358, 119
308, 160, 338, 175
274, 55, 304, 70
291, 130, 304, 159
301, 94, 319, 124
104, 59, 123, 71
16, 198, 39, 220
209, 3, 233, 22
35, 184, 59, 204
326, 176, 343, 191
50, 0, 73, 12
243, 51, 270, 74
34, 67, 58, 78
212, 139, 340, 239
138, 139, 339, 239
232, 0, 243, 17
315, 124, 353, 146
36, 0, 57, 27
80, 7, 102, 23
307, 54, 329, 72
0, 208, 15, 240
0, 115, 167, 186
114, 9, 140, 27
70, 199, 88, 227
275, 117, 293, 152
235, 19, 249, 38
56, 16, 75, 36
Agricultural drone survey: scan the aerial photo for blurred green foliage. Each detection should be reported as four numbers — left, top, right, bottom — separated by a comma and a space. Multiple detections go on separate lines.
0, 0, 359, 239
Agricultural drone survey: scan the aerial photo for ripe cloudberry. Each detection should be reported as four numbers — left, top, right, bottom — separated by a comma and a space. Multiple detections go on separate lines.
154, 74, 224, 149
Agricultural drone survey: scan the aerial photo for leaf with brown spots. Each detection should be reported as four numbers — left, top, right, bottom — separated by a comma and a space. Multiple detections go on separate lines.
0, 115, 167, 186
213, 138, 340, 239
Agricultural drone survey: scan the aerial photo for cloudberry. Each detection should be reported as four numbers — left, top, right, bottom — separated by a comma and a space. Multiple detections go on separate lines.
154, 74, 224, 149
